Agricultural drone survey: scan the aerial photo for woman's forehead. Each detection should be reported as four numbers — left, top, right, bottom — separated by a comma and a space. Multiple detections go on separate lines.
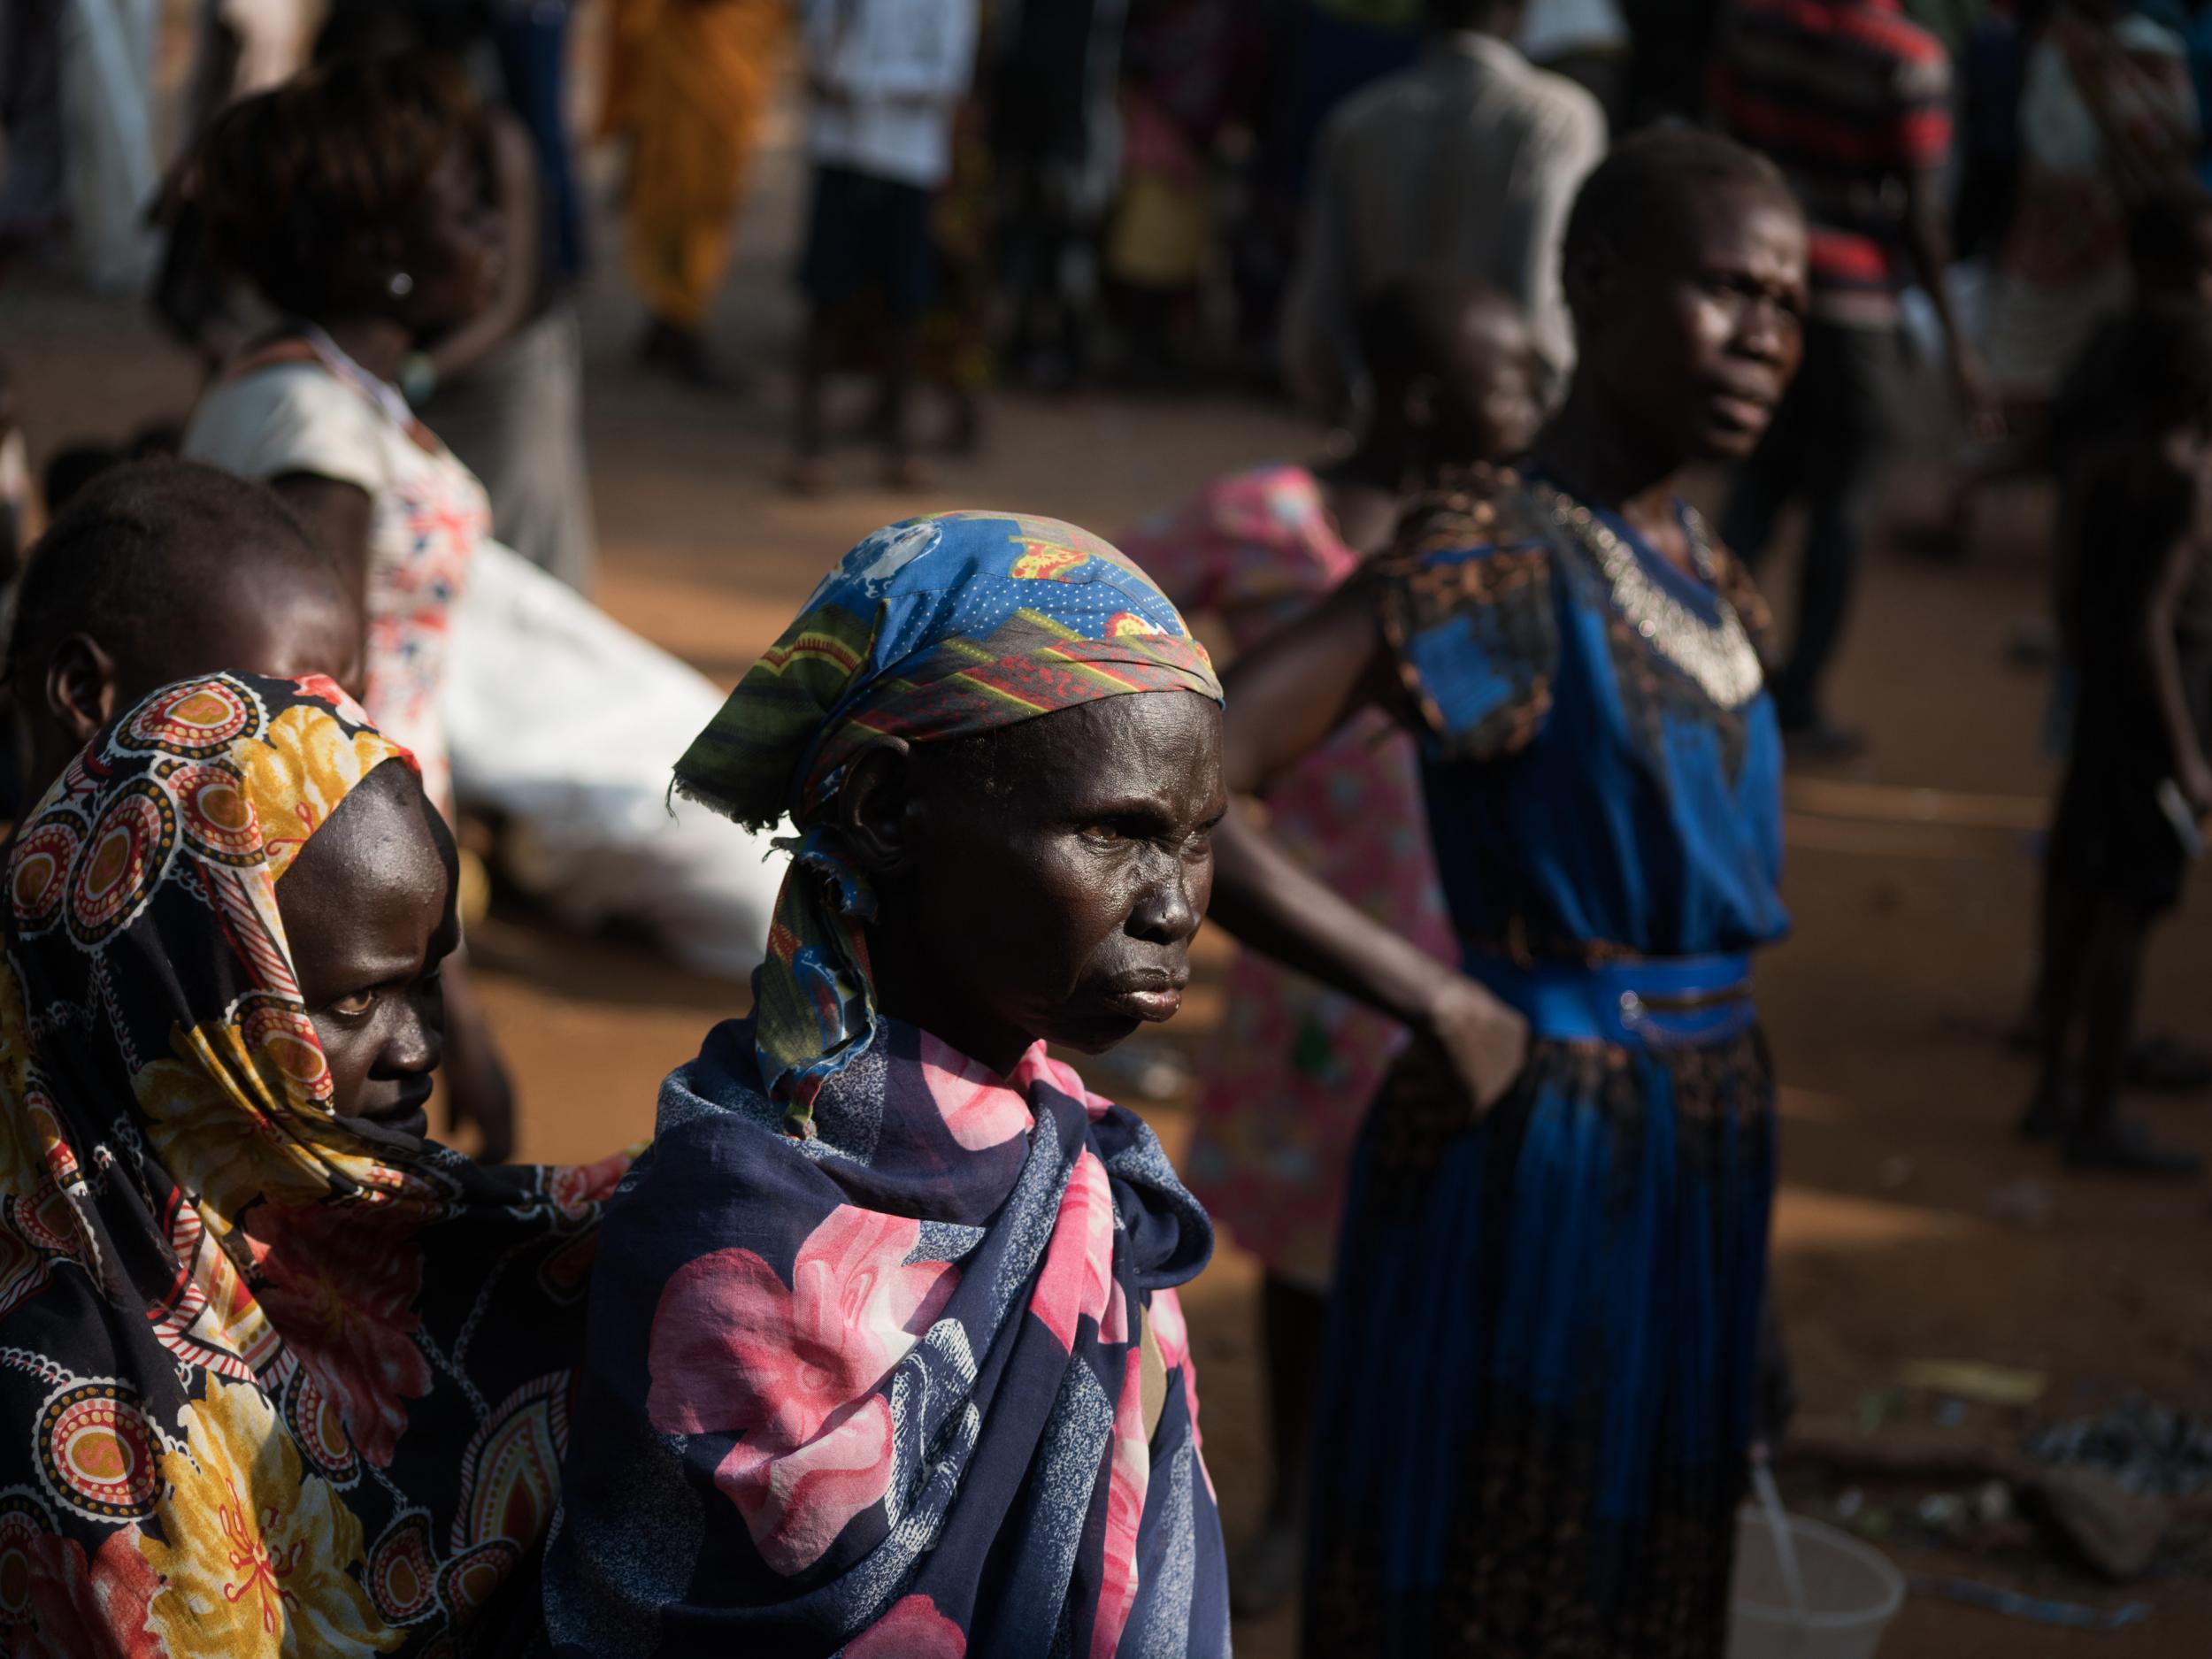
935, 694, 1222, 802
1671, 184, 1808, 273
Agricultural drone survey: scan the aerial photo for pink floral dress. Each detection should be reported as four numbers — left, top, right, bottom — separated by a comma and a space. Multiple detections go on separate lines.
1119, 465, 1455, 1289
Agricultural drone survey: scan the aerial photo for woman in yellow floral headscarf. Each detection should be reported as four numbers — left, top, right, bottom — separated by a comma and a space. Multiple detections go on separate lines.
0, 672, 626, 1656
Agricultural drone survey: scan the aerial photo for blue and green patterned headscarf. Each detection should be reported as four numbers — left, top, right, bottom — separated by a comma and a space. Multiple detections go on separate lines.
674, 510, 1222, 1131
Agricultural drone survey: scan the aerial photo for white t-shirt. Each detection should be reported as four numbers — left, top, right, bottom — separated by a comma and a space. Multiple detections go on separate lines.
803, 0, 979, 188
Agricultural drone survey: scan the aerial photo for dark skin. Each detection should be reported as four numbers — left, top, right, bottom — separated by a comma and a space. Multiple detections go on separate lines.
276, 761, 458, 1140
1206, 193, 1806, 1597
2024, 426, 2212, 1174
10, 553, 515, 1160
245, 134, 511, 1160
1207, 181, 1809, 1119
14, 560, 365, 807
833, 693, 1226, 1079
270, 138, 504, 596
1321, 293, 1546, 554
1177, 286, 1540, 1616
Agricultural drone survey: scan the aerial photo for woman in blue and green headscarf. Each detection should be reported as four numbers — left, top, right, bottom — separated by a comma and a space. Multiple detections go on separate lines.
543, 511, 1233, 1657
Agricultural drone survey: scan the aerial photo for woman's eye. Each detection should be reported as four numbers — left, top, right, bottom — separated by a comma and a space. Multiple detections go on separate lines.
1079, 824, 1128, 846
329, 989, 378, 1019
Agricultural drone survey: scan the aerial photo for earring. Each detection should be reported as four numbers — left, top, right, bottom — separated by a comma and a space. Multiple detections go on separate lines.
388, 271, 414, 299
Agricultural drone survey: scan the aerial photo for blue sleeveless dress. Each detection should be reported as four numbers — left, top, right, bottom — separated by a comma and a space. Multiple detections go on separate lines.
1303, 470, 1786, 1658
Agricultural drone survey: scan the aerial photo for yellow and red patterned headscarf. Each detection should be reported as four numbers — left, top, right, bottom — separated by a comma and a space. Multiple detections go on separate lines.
0, 672, 625, 1655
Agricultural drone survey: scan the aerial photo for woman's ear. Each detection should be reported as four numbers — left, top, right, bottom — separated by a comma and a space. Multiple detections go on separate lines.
836, 737, 920, 878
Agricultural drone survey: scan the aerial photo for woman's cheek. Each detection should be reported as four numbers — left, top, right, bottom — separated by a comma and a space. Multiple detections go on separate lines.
1187, 853, 1217, 921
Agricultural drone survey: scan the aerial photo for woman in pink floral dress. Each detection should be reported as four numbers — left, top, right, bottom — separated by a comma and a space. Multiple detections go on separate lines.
1116, 273, 1542, 1609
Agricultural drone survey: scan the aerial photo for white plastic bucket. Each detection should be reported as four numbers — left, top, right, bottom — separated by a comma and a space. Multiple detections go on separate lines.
1727, 1509, 1905, 1659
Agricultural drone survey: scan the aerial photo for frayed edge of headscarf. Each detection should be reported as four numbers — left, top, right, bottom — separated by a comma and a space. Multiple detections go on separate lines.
668, 774, 782, 837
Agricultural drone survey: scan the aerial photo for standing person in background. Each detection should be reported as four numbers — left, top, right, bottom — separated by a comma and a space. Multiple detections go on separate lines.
1954, 0, 2044, 265
491, 0, 589, 285
1282, 0, 1606, 422
0, 0, 66, 255
603, 0, 787, 388
56, 0, 159, 292
790, 0, 979, 492
1966, 0, 2196, 521
1210, 128, 1807, 1658
2011, 188, 2212, 1096
1106, 0, 1245, 389
993, 0, 1128, 390
1118, 272, 1542, 1619
376, 3, 603, 594
2023, 298, 2212, 1175
1713, 0, 1992, 757
1234, 0, 1415, 378
917, 87, 996, 457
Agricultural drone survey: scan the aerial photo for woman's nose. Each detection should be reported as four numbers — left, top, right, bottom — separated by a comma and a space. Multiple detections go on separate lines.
1128, 853, 1201, 944
387, 991, 445, 1076
1738, 296, 1793, 363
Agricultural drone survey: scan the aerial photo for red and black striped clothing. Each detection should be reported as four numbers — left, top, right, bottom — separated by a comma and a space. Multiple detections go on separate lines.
1711, 0, 1953, 326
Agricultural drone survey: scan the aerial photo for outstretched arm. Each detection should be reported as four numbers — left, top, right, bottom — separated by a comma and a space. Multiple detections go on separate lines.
1208, 576, 1528, 1110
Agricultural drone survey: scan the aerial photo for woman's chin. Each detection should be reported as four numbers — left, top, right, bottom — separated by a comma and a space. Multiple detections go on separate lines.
1043, 1011, 1148, 1056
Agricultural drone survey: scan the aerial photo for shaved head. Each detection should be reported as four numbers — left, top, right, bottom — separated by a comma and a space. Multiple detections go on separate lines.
6, 459, 364, 807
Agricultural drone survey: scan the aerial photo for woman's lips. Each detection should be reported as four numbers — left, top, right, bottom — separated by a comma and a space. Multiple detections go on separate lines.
1706, 390, 1771, 432
1102, 980, 1186, 1022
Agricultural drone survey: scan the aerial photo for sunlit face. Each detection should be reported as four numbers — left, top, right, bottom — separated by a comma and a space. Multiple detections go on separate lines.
876, 692, 1227, 1068
275, 762, 457, 1138
1578, 183, 1810, 465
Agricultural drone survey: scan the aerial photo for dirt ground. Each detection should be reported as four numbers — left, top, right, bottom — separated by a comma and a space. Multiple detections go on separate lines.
5, 38, 2212, 1656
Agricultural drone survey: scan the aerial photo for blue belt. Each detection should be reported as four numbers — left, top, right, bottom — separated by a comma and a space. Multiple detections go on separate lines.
1462, 951, 1756, 1049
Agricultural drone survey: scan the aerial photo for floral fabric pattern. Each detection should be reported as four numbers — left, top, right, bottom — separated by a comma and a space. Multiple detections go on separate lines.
0, 674, 629, 1655
544, 1014, 1231, 1657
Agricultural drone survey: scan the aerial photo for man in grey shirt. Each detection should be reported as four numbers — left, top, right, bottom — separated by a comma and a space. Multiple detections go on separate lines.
1284, 0, 1607, 419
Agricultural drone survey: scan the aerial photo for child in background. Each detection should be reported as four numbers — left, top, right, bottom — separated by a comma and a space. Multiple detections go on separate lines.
1114, 271, 1541, 1614
2024, 297, 2212, 1175
789, 0, 979, 493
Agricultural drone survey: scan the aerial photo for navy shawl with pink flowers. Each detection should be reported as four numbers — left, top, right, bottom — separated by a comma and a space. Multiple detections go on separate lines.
541, 1010, 1231, 1658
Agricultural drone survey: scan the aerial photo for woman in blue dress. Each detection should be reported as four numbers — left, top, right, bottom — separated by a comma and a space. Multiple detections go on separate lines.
1209, 127, 1809, 1656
